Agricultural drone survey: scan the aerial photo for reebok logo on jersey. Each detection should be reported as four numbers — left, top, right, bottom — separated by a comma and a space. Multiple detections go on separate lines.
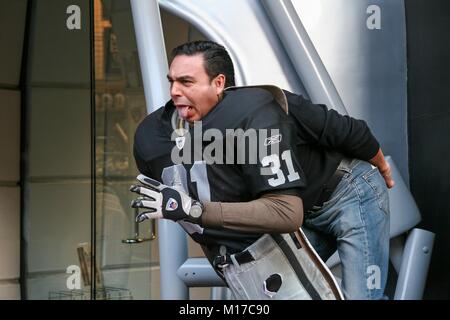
166, 198, 178, 211
264, 134, 282, 146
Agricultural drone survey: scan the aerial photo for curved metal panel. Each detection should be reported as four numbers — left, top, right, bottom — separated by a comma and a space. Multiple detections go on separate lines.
159, 0, 307, 94
261, 0, 348, 115
292, 0, 409, 182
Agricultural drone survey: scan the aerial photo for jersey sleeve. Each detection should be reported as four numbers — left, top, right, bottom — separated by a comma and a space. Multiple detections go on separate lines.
133, 122, 155, 179
286, 91, 380, 160
133, 143, 153, 178
240, 102, 307, 198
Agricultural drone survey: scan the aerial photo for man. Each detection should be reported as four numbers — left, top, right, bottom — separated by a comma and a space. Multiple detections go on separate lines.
131, 40, 392, 299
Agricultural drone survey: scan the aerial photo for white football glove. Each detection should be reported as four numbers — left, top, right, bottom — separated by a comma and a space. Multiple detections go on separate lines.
130, 174, 203, 224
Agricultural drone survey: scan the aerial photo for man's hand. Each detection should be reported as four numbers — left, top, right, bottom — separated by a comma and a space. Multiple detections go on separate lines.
369, 148, 395, 189
377, 162, 395, 189
130, 174, 203, 224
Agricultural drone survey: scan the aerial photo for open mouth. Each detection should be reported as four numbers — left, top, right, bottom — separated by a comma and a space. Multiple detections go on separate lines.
176, 104, 193, 119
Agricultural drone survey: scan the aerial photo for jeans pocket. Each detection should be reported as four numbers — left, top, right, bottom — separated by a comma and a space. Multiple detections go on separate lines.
362, 168, 390, 215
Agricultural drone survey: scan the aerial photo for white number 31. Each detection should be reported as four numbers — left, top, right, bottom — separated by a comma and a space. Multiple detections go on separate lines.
261, 150, 300, 187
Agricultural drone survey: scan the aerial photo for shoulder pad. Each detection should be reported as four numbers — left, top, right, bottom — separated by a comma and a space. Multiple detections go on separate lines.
224, 85, 288, 114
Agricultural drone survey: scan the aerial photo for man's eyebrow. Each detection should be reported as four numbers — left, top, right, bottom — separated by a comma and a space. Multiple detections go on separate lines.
166, 75, 194, 81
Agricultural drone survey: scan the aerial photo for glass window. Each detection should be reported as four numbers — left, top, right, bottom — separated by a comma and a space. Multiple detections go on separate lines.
24, 0, 210, 300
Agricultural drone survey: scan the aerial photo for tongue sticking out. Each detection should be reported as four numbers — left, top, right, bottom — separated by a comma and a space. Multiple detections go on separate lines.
177, 105, 190, 120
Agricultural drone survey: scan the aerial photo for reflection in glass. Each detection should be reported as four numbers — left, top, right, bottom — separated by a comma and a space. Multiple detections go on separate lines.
94, 0, 154, 300
93, 0, 209, 300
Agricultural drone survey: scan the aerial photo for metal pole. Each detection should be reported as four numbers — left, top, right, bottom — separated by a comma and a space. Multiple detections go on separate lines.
130, 0, 189, 299
261, 0, 348, 115
177, 258, 226, 287
131, 0, 169, 113
394, 228, 434, 300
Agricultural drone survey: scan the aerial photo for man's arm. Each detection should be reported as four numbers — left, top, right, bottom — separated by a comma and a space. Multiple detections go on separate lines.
287, 93, 379, 161
133, 141, 154, 178
130, 174, 303, 232
202, 193, 303, 233
288, 92, 394, 188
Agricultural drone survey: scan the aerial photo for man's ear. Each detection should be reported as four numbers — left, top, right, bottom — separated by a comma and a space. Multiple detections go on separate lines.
214, 74, 226, 94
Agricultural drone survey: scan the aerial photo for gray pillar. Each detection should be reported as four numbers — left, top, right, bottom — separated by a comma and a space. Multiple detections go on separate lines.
394, 228, 434, 300
130, 0, 189, 299
131, 0, 170, 114
157, 221, 189, 299
261, 0, 348, 115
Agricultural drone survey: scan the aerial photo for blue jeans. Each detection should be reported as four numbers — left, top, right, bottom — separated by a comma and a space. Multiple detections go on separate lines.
302, 158, 390, 300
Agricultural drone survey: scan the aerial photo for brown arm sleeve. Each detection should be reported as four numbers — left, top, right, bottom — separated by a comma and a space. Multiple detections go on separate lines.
201, 194, 303, 233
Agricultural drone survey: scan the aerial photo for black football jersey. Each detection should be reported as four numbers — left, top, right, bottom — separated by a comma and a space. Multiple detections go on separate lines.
133, 87, 306, 255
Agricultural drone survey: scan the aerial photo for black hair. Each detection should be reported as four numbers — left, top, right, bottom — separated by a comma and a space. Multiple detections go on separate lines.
171, 40, 235, 87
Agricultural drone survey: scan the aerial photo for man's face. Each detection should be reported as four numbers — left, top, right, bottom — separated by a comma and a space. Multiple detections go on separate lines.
168, 54, 225, 122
